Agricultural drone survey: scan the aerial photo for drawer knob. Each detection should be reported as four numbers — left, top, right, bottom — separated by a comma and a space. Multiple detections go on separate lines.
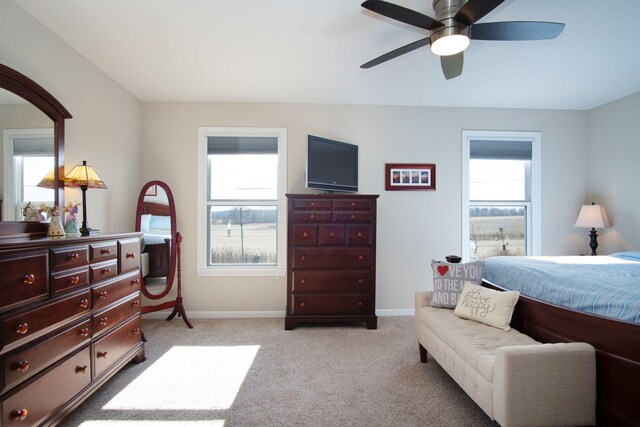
101, 267, 112, 274
300, 278, 306, 285
330, 232, 336, 237
99, 317, 108, 326
351, 202, 356, 207
300, 255, 307, 261
15, 361, 29, 373
79, 298, 89, 309
16, 323, 28, 335
357, 301, 364, 308
97, 351, 108, 359
76, 365, 88, 374
22, 274, 35, 285
309, 214, 315, 220
70, 276, 80, 285
101, 248, 112, 254
131, 278, 139, 285
68, 253, 79, 260
99, 290, 108, 300
302, 231, 309, 237
133, 327, 141, 335
299, 301, 306, 308
126, 252, 136, 259
133, 300, 140, 307
357, 232, 363, 237
358, 278, 364, 284
358, 255, 365, 261
350, 214, 356, 220
310, 202, 315, 207
79, 328, 90, 337
11, 409, 28, 421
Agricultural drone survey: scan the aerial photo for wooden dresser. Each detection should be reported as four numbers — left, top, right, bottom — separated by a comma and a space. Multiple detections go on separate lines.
285, 194, 378, 330
0, 232, 145, 426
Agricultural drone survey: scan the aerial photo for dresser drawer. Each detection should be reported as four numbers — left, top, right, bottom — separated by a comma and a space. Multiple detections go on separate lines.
346, 225, 372, 246
0, 251, 48, 314
1, 347, 90, 427
51, 266, 89, 295
118, 238, 141, 274
92, 293, 141, 337
0, 289, 90, 353
334, 199, 373, 211
292, 211, 332, 223
90, 259, 118, 283
93, 315, 142, 378
291, 271, 370, 293
290, 198, 332, 211
1, 318, 90, 394
318, 224, 344, 246
332, 212, 372, 223
292, 225, 317, 246
291, 248, 371, 269
50, 245, 89, 272
290, 295, 369, 315
92, 271, 141, 310
89, 241, 117, 264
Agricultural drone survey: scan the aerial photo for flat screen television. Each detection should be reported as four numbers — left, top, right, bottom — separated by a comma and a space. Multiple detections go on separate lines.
306, 135, 358, 193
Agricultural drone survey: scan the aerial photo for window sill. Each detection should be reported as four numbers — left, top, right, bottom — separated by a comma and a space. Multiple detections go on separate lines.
196, 267, 286, 277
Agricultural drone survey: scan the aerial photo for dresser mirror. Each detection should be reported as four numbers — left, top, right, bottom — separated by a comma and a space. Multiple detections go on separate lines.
135, 180, 192, 327
0, 64, 71, 228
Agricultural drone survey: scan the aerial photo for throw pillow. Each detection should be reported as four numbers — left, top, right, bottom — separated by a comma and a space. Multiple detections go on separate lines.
430, 259, 485, 308
453, 282, 520, 331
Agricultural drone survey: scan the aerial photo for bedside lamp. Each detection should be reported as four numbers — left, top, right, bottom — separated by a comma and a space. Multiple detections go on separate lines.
37, 168, 56, 188
575, 202, 611, 255
64, 160, 107, 236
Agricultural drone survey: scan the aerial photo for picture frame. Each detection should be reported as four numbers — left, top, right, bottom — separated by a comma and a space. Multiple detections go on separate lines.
385, 163, 436, 191
145, 185, 157, 196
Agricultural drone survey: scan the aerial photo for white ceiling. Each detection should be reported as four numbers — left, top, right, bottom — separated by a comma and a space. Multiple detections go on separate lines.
14, 0, 640, 110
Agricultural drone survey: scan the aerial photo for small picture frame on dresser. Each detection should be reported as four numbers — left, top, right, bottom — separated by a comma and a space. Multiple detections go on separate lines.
385, 163, 436, 191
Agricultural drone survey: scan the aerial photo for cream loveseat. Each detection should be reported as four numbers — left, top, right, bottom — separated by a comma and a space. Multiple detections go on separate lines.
415, 291, 596, 427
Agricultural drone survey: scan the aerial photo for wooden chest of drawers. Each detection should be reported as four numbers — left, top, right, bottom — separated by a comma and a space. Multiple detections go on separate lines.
285, 194, 378, 330
0, 233, 144, 426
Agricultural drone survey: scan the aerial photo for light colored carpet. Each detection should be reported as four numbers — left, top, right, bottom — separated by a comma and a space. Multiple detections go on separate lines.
59, 317, 497, 426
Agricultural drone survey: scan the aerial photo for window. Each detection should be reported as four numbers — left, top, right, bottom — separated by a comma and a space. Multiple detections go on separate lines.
462, 131, 540, 260
197, 127, 287, 276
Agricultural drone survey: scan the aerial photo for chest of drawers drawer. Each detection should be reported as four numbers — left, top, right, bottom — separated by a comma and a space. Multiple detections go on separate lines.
290, 295, 370, 315
291, 271, 370, 293
333, 199, 373, 211
51, 266, 90, 295
291, 248, 371, 269
93, 315, 142, 378
92, 293, 141, 337
0, 289, 90, 353
0, 251, 48, 314
119, 238, 141, 274
1, 347, 91, 427
290, 198, 332, 211
92, 271, 141, 310
50, 245, 89, 272
89, 241, 117, 264
1, 318, 90, 394
90, 259, 118, 282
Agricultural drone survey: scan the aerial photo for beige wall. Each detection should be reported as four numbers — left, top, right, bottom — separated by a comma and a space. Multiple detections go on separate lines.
587, 91, 640, 253
0, 0, 142, 232
142, 102, 588, 313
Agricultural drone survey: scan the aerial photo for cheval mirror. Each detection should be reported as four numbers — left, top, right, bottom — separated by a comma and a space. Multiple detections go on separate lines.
135, 180, 192, 328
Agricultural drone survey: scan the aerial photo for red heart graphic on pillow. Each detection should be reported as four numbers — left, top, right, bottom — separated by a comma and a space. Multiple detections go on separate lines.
437, 265, 449, 276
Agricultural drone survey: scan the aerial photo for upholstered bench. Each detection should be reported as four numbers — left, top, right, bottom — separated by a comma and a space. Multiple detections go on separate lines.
415, 291, 596, 427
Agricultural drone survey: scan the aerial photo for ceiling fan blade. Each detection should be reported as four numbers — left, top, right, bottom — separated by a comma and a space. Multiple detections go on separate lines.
362, 0, 443, 31
441, 52, 463, 80
361, 37, 431, 69
454, 0, 505, 26
471, 21, 565, 40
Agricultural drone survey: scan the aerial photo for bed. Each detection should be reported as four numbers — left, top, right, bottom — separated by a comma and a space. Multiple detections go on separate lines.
140, 201, 172, 278
482, 253, 640, 427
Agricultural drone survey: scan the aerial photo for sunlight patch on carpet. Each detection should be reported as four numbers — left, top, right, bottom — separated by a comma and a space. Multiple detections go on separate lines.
103, 345, 259, 410
78, 422, 224, 426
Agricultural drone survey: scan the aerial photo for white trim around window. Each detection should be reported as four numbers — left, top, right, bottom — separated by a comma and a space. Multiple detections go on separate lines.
196, 127, 287, 277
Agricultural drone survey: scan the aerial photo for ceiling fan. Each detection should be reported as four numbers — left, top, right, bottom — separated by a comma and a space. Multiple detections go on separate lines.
361, 0, 565, 79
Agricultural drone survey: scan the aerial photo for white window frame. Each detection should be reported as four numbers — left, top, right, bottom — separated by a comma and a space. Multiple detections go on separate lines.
461, 130, 541, 260
197, 127, 287, 277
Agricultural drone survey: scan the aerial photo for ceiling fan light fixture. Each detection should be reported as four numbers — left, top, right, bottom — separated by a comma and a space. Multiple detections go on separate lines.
430, 24, 470, 56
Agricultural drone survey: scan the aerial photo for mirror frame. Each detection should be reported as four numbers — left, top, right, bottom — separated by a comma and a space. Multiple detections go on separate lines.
0, 63, 72, 214
135, 180, 177, 300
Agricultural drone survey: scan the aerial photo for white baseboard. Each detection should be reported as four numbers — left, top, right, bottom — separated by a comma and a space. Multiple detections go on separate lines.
143, 308, 415, 320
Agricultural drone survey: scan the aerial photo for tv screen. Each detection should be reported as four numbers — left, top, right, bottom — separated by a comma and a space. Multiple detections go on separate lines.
306, 135, 358, 193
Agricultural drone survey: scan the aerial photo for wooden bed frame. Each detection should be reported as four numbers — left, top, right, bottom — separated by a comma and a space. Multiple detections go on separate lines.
483, 280, 640, 427
141, 201, 171, 278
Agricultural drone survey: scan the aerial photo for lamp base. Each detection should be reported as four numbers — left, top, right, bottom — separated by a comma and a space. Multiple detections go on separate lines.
80, 227, 101, 236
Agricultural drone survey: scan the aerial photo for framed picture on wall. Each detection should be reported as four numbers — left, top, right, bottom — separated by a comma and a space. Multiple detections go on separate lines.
145, 185, 157, 196
385, 163, 436, 191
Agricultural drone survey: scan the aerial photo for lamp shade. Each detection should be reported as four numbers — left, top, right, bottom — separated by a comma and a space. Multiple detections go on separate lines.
37, 168, 56, 189
64, 161, 107, 189
575, 203, 611, 228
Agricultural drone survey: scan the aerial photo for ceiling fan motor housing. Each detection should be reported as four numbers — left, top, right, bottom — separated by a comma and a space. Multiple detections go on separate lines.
431, 0, 469, 47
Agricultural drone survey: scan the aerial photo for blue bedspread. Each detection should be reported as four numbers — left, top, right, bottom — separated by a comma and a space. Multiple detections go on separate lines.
483, 255, 640, 323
